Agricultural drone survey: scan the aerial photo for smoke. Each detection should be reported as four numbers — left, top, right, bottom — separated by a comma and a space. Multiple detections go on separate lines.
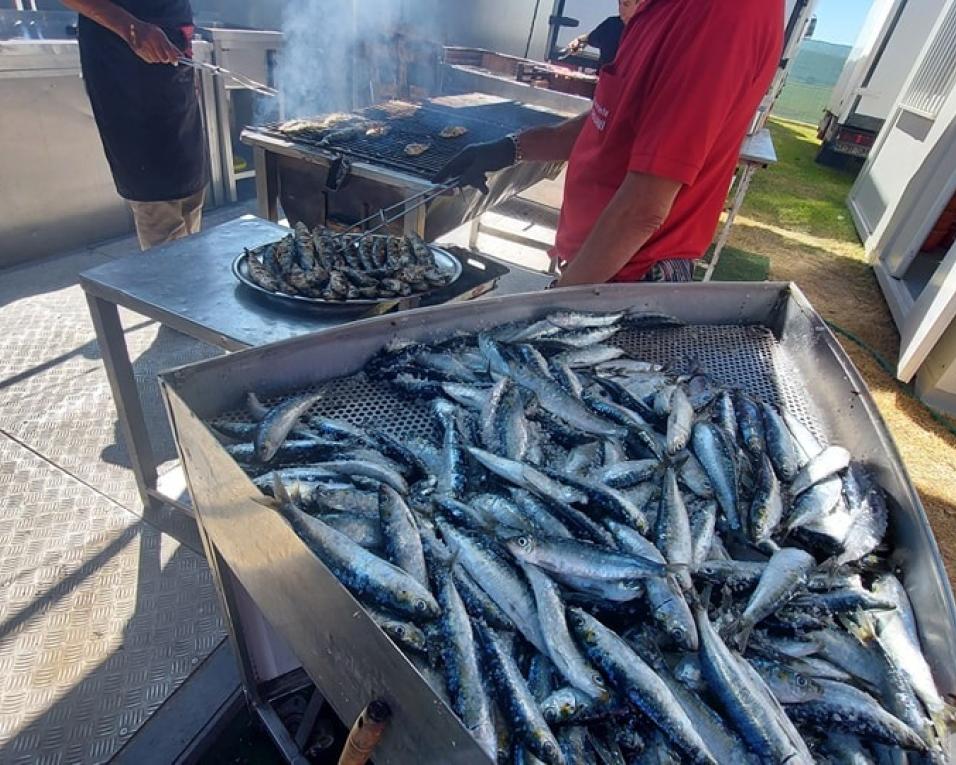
271, 0, 440, 120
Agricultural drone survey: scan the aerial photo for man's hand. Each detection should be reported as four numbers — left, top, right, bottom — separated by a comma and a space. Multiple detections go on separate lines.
128, 21, 181, 64
567, 36, 588, 53
434, 137, 517, 194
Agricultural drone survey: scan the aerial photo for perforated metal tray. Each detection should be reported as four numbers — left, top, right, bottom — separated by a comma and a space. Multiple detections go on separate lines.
161, 282, 956, 764
209, 324, 826, 448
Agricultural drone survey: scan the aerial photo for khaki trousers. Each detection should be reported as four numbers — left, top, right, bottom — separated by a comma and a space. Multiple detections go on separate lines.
127, 188, 205, 251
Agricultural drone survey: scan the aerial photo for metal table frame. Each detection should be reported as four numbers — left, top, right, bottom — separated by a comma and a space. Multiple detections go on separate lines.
79, 217, 551, 533
700, 128, 778, 281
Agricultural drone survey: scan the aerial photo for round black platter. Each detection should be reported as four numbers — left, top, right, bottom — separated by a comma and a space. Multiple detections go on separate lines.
232, 242, 463, 316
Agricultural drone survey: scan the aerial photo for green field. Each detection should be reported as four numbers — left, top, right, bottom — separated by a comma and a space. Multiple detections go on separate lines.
773, 81, 833, 126
789, 40, 852, 86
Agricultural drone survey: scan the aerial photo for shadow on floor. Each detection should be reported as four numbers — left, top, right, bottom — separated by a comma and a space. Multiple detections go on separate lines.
0, 516, 223, 763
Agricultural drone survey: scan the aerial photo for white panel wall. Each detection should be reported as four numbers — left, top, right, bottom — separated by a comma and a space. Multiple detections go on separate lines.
855, 0, 948, 122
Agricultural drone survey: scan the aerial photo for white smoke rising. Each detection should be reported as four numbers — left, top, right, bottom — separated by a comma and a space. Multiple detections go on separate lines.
274, 0, 437, 120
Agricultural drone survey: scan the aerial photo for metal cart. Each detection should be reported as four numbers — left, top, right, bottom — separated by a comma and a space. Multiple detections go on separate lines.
161, 282, 956, 763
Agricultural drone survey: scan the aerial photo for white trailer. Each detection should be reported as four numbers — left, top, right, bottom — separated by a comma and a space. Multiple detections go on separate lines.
849, 0, 956, 415
818, 0, 947, 161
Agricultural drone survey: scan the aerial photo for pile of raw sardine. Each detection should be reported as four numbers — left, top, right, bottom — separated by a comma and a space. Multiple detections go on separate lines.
212, 308, 954, 764
241, 224, 453, 302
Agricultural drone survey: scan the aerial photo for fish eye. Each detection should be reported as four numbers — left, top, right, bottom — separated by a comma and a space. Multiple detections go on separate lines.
415, 599, 428, 612
516, 536, 531, 548
394, 626, 405, 637
543, 743, 557, 756
671, 627, 686, 643
796, 675, 807, 687
593, 674, 606, 687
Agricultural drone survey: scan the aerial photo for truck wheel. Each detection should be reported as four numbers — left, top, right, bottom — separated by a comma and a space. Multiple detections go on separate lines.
815, 142, 847, 169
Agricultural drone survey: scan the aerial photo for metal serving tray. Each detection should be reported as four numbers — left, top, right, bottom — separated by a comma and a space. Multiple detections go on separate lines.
232, 241, 463, 316
160, 282, 956, 763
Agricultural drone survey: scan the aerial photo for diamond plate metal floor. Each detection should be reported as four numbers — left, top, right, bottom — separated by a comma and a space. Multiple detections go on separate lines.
0, 251, 222, 512
0, 437, 225, 764
0, 210, 257, 764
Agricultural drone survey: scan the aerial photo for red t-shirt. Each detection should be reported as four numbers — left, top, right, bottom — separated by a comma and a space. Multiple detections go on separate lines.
553, 0, 784, 281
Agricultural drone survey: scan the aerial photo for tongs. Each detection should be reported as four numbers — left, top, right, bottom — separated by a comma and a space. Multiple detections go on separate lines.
332, 179, 462, 245
179, 57, 279, 98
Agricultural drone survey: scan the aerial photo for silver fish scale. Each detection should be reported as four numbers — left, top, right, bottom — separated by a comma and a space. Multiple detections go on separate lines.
612, 324, 828, 443
209, 324, 825, 445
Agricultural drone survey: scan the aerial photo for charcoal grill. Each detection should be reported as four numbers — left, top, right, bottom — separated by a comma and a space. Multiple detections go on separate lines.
161, 283, 956, 764
241, 93, 566, 241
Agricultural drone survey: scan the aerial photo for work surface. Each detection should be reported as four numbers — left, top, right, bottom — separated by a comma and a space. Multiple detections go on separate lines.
80, 216, 552, 352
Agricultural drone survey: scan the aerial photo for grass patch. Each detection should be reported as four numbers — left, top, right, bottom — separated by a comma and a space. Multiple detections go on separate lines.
772, 81, 832, 126
743, 118, 861, 244
704, 246, 770, 282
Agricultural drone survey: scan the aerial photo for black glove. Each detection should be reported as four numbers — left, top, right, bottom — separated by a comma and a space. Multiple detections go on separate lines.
434, 136, 518, 194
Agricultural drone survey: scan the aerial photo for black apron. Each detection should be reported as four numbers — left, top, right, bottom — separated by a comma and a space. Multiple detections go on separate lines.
78, 0, 206, 203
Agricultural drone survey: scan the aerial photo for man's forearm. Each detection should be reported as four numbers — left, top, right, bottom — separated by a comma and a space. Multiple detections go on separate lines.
557, 171, 682, 286
61, 0, 137, 43
519, 114, 588, 163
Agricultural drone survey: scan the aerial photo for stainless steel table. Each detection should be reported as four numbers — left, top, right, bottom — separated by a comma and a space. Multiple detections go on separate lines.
701, 127, 779, 281
79, 215, 551, 526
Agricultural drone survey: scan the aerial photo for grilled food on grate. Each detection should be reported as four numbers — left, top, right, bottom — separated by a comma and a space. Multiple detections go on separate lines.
439, 125, 469, 139
404, 142, 432, 157
241, 223, 453, 302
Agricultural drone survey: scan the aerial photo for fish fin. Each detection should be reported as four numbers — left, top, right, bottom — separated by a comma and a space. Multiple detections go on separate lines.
691, 584, 712, 611
251, 493, 279, 510
664, 563, 691, 576
246, 391, 269, 421
210, 427, 242, 445
270, 472, 294, 508
445, 545, 463, 573
734, 623, 755, 653
662, 451, 690, 470
841, 610, 877, 644
929, 703, 956, 741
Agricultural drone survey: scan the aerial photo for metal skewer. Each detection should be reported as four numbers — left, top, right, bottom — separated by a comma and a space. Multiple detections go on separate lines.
333, 178, 462, 245
179, 57, 279, 98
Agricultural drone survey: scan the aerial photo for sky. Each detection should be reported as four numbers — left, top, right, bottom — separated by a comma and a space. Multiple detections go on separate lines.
812, 0, 875, 45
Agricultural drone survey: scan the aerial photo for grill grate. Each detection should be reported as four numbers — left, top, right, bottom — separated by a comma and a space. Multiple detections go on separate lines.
253, 100, 565, 180
210, 324, 826, 447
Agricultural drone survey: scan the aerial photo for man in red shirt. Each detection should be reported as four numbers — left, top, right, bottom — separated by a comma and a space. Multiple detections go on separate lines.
437, 0, 784, 284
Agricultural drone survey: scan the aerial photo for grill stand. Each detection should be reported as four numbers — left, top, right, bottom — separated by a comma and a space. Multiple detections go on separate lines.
246, 130, 563, 240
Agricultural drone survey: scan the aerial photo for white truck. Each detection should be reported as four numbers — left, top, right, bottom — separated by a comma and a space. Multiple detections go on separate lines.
818, 0, 947, 162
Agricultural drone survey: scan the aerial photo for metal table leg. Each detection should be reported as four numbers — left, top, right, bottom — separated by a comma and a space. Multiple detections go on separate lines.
84, 292, 160, 515
703, 161, 759, 282
468, 217, 481, 249
255, 147, 280, 222
403, 200, 428, 237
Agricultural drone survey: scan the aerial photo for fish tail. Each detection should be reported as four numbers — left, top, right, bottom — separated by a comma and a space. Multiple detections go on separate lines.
931, 702, 956, 740
842, 610, 877, 643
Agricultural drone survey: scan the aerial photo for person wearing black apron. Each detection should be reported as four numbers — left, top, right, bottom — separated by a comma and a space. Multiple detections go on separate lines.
566, 0, 641, 68
63, 0, 207, 250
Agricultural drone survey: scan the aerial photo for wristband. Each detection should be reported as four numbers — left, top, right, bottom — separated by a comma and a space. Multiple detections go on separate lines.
507, 133, 524, 164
